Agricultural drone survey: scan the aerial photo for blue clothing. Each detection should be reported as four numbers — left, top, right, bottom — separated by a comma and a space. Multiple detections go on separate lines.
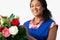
23, 19, 54, 40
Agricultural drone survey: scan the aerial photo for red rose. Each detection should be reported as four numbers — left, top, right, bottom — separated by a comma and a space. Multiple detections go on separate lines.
11, 19, 20, 26
0, 26, 3, 32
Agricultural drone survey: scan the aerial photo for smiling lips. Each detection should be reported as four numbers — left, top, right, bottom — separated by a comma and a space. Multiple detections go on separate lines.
33, 9, 39, 14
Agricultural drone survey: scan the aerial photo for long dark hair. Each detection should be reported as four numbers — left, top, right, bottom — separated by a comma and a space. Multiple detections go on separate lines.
30, 0, 52, 21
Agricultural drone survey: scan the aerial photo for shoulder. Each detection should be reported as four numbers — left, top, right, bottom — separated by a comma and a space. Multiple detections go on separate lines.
50, 21, 58, 29
45, 19, 54, 22
46, 19, 58, 29
44, 19, 54, 25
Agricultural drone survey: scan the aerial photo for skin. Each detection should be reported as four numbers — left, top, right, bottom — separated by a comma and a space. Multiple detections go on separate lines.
30, 0, 44, 17
47, 25, 58, 40
28, 0, 58, 40
30, 0, 44, 25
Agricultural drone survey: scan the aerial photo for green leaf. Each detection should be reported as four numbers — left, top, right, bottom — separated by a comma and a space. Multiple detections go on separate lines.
0, 36, 7, 40
3, 18, 7, 23
0, 21, 1, 25
0, 32, 3, 38
9, 13, 15, 21
6, 35, 13, 40
2, 22, 11, 28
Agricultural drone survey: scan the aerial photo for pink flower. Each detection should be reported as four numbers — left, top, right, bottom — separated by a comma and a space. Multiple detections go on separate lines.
2, 28, 10, 38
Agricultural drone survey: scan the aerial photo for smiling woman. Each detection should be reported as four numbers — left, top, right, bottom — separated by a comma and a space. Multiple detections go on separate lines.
23, 0, 58, 40
0, 0, 59, 40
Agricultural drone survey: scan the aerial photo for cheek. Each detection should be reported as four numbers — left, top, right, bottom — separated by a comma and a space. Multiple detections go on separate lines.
38, 7, 44, 13
30, 7, 44, 14
30, 8, 34, 13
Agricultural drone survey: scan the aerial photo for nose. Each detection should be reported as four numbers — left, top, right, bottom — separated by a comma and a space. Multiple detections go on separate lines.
34, 6, 37, 10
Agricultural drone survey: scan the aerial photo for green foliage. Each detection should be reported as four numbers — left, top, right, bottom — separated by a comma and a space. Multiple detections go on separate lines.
0, 14, 28, 40
2, 17, 11, 28
9, 13, 15, 21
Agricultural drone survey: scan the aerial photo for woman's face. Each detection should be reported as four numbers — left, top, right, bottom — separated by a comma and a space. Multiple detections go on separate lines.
30, 0, 44, 17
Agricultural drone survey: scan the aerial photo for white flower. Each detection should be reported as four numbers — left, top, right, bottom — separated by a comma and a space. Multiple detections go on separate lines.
9, 26, 18, 35
15, 16, 19, 19
1, 19, 4, 24
0, 17, 4, 25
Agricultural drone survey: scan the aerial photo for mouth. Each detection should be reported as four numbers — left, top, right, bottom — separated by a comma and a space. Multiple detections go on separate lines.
33, 10, 38, 14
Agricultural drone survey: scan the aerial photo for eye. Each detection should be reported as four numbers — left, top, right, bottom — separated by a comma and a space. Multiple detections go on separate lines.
36, 4, 40, 7
30, 5, 34, 7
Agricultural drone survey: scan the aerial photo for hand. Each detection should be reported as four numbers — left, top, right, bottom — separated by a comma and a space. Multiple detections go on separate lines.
22, 25, 37, 40
27, 35, 37, 40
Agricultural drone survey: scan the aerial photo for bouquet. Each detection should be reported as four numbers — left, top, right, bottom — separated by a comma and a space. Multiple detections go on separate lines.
0, 14, 28, 40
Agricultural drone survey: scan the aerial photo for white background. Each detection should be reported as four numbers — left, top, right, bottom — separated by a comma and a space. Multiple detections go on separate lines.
0, 0, 60, 40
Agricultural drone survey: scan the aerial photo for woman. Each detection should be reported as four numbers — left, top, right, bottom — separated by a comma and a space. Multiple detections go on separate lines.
23, 0, 58, 40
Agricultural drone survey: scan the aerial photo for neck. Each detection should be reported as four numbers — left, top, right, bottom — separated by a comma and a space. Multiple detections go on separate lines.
34, 16, 43, 21
33, 16, 44, 25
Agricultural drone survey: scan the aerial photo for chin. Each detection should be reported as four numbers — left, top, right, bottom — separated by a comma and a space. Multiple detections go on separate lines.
34, 14, 39, 17
33, 13, 40, 16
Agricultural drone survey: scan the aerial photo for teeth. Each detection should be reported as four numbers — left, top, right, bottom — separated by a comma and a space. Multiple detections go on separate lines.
34, 9, 38, 13
34, 11, 37, 13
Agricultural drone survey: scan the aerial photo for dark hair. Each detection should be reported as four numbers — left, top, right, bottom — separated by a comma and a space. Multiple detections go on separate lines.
30, 0, 52, 21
